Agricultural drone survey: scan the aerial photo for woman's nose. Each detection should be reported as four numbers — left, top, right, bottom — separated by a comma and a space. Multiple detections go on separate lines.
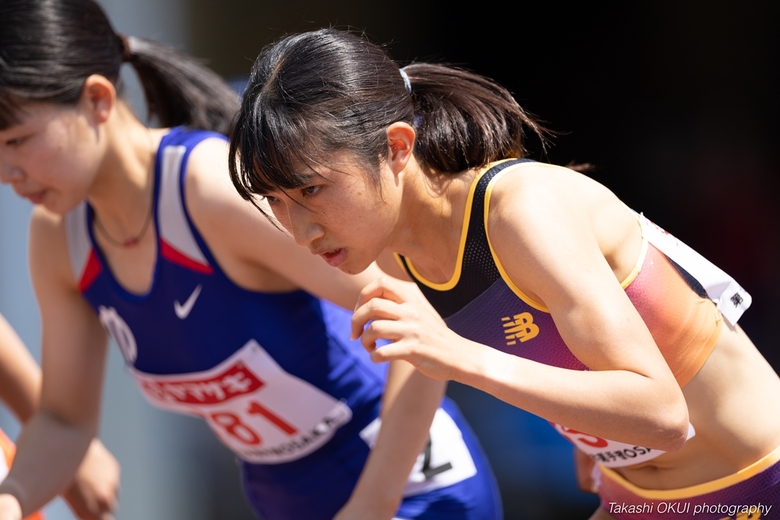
0, 165, 24, 184
287, 206, 324, 247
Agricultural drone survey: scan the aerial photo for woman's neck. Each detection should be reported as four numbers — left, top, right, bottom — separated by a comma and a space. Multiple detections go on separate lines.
87, 103, 163, 239
392, 166, 479, 284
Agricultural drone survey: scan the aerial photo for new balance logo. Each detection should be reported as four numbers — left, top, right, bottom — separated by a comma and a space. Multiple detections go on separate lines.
174, 284, 203, 319
501, 312, 539, 345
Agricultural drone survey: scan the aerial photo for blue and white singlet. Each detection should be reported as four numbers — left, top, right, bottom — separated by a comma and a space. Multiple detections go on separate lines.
63, 127, 502, 520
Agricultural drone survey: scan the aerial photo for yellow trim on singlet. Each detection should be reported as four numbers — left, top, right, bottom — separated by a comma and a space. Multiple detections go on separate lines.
398, 159, 515, 290
483, 166, 650, 313
483, 163, 550, 312
619, 209, 649, 289
401, 160, 649, 303
598, 443, 780, 500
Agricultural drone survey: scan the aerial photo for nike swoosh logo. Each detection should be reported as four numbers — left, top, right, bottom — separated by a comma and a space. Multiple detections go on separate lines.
174, 284, 203, 319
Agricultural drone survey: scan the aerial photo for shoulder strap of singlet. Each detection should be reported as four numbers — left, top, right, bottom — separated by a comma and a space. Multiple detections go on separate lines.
63, 128, 227, 289
398, 158, 534, 318
156, 128, 226, 274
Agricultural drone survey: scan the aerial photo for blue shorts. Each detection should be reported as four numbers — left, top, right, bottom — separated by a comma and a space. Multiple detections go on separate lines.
241, 399, 502, 520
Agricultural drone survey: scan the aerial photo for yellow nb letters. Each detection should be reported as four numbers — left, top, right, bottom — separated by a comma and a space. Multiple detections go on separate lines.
502, 312, 539, 345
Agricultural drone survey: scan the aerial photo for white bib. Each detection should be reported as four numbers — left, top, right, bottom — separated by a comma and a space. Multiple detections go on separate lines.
130, 340, 352, 464
360, 407, 477, 496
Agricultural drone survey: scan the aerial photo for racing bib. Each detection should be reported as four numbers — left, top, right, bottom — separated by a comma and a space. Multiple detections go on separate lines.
360, 407, 477, 496
553, 422, 696, 468
130, 340, 352, 464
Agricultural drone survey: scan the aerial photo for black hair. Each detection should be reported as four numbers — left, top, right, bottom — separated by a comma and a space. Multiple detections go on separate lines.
0, 0, 239, 133
229, 28, 546, 200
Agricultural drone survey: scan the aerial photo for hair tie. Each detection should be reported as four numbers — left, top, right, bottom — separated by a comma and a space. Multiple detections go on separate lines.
118, 33, 132, 63
399, 68, 412, 94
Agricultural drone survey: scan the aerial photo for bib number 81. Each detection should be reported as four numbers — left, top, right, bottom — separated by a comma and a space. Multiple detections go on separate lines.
210, 400, 298, 446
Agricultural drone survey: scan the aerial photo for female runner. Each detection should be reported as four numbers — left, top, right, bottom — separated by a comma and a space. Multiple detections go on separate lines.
0, 313, 119, 520
0, 3, 501, 519
229, 28, 780, 519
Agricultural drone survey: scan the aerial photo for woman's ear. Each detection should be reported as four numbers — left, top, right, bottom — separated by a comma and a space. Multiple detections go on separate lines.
79, 74, 117, 125
386, 122, 416, 174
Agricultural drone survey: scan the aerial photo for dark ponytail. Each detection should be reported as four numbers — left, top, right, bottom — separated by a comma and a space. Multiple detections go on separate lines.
121, 36, 239, 134
229, 28, 545, 201
402, 63, 544, 174
0, 0, 238, 133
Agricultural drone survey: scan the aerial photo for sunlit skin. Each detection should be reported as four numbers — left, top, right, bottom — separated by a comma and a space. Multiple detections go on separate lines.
262, 125, 485, 280
0, 102, 107, 215
261, 121, 780, 510
0, 77, 162, 251
0, 80, 455, 520
0, 314, 120, 520
263, 156, 404, 275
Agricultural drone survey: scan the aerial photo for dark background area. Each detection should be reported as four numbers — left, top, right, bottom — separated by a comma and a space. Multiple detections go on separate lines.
183, 1, 780, 517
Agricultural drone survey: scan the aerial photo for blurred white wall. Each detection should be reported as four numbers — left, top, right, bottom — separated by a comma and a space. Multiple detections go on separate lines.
0, 1, 249, 519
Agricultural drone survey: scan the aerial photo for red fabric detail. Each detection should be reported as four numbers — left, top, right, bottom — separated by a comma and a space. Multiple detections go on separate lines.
160, 239, 213, 274
78, 250, 102, 293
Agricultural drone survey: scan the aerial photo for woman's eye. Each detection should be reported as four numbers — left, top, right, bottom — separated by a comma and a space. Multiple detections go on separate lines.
5, 136, 27, 147
301, 185, 320, 197
264, 195, 279, 204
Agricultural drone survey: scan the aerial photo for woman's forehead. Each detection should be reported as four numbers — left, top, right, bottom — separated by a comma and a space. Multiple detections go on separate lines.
5, 102, 61, 123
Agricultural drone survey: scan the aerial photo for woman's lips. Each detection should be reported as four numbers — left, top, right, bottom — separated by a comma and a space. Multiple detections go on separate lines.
320, 248, 347, 267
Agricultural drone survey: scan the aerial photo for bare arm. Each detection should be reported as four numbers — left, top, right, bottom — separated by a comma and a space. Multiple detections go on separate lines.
184, 138, 383, 310
0, 314, 119, 520
477, 166, 688, 448
0, 315, 41, 423
339, 258, 446, 518
0, 209, 112, 518
335, 362, 445, 519
188, 139, 444, 518
353, 165, 688, 451
336, 280, 452, 519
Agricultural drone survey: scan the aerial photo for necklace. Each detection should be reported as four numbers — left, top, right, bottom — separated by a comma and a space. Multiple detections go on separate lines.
92, 128, 155, 248
93, 207, 153, 248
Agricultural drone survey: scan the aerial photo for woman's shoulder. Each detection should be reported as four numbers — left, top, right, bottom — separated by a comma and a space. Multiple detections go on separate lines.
179, 133, 236, 212
175, 132, 283, 271
486, 162, 592, 221
484, 161, 629, 251
488, 160, 597, 196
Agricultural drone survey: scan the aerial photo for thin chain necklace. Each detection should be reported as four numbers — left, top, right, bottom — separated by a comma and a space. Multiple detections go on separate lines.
93, 205, 153, 247
93, 129, 155, 248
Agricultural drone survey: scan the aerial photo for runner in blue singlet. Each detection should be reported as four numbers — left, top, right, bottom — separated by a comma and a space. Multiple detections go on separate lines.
0, 4, 502, 520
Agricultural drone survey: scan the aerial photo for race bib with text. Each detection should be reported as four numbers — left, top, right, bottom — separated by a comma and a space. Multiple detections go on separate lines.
360, 407, 477, 496
130, 340, 352, 464
553, 422, 696, 468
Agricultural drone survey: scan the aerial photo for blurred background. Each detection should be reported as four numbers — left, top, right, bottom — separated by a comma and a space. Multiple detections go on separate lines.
1, 0, 779, 518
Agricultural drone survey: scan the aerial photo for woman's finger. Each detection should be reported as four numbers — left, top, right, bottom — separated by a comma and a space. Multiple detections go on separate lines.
368, 337, 411, 364
354, 276, 413, 310
359, 317, 410, 353
351, 294, 406, 340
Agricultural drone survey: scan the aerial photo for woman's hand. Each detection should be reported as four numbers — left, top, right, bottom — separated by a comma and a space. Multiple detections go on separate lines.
351, 277, 473, 380
61, 439, 120, 520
